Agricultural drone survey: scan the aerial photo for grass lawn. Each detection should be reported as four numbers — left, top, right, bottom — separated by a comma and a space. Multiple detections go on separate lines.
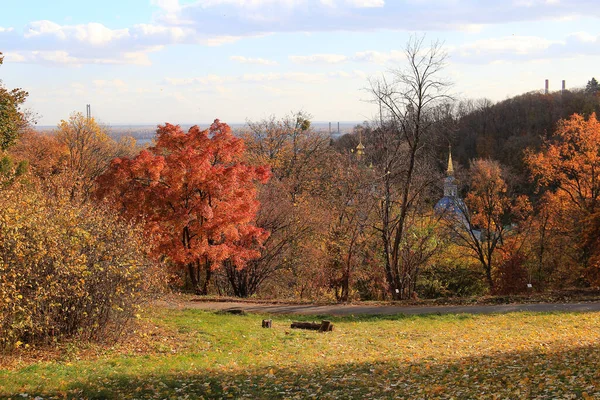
1, 307, 600, 399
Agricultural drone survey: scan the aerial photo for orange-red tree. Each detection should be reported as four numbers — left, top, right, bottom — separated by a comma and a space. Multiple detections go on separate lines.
97, 120, 270, 294
447, 159, 530, 291
527, 113, 600, 280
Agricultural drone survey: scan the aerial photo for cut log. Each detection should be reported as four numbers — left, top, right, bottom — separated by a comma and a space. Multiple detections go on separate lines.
262, 319, 272, 328
291, 320, 333, 332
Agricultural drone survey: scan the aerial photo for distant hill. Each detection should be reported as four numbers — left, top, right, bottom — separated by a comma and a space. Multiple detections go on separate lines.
449, 89, 600, 178
35, 121, 361, 146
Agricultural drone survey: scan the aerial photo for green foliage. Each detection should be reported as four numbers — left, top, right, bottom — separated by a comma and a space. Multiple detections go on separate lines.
0, 184, 163, 349
1, 309, 600, 398
0, 52, 29, 151
418, 262, 486, 298
420, 241, 487, 298
0, 154, 28, 188
586, 77, 599, 95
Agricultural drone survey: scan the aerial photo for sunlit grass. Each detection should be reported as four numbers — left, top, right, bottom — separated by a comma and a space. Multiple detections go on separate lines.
1, 308, 599, 399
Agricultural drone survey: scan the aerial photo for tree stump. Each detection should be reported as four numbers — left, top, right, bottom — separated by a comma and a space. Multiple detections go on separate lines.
262, 319, 272, 328
319, 320, 333, 332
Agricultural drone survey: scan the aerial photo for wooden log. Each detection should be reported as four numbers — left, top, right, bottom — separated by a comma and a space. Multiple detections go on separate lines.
262, 319, 272, 328
291, 322, 320, 330
291, 320, 334, 332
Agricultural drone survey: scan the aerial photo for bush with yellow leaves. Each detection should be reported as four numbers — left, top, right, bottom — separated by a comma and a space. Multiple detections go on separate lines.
0, 184, 163, 350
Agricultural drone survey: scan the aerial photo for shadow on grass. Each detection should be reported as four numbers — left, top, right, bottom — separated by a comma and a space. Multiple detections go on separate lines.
267, 312, 476, 324
209, 309, 476, 323
5, 344, 599, 399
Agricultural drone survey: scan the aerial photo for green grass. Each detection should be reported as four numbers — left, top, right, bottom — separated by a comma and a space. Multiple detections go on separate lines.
1, 309, 600, 399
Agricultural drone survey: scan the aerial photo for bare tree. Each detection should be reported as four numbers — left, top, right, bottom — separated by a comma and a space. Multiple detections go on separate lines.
369, 35, 451, 300
221, 112, 333, 298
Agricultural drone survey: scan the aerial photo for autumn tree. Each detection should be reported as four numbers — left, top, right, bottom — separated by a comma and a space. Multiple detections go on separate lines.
522, 192, 578, 289
55, 112, 136, 200
527, 113, 600, 281
97, 120, 270, 295
0, 52, 30, 151
234, 112, 335, 299
446, 159, 530, 291
9, 129, 65, 180
322, 153, 377, 302
368, 36, 451, 300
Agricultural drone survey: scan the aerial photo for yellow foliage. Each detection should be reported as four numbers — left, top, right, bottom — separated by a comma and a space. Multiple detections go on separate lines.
0, 184, 165, 350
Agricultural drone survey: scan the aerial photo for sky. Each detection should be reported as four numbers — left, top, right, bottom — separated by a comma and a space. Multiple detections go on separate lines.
0, 0, 599, 126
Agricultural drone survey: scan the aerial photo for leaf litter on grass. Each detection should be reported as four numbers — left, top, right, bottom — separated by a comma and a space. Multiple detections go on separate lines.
1, 309, 600, 399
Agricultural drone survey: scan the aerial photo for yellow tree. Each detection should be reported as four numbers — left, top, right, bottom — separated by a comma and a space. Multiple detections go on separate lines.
55, 112, 135, 200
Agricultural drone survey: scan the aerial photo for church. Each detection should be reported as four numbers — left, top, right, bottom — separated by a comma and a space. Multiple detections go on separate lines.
434, 148, 466, 218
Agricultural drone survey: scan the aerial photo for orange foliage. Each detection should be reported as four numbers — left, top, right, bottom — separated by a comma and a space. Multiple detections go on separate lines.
527, 113, 600, 282
528, 113, 600, 215
97, 120, 270, 294
458, 159, 531, 291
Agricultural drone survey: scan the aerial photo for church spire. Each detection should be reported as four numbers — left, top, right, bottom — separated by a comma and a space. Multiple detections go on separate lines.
447, 145, 454, 176
355, 129, 365, 160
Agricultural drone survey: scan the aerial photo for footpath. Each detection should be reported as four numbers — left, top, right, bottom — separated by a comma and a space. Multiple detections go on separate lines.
178, 300, 600, 316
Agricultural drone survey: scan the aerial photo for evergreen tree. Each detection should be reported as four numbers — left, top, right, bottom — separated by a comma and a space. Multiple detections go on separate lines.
586, 77, 599, 95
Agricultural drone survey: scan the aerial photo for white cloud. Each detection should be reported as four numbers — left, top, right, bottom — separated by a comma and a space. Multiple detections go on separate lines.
165, 69, 367, 87
4, 1, 600, 69
452, 32, 600, 63
353, 50, 404, 64
6, 50, 153, 66
150, 0, 600, 36
455, 36, 556, 57
23, 20, 130, 45
346, 0, 384, 7
289, 54, 348, 64
0, 20, 179, 65
328, 70, 368, 79
93, 79, 128, 90
289, 50, 404, 65
230, 55, 278, 65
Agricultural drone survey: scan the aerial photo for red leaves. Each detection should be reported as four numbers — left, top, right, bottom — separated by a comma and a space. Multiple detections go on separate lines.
97, 120, 271, 284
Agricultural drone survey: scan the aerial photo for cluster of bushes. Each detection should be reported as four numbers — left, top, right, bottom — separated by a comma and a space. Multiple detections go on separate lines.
0, 110, 164, 351
0, 184, 162, 350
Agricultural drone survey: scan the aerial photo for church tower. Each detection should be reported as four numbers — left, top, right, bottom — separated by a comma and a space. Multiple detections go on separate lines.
443, 147, 457, 198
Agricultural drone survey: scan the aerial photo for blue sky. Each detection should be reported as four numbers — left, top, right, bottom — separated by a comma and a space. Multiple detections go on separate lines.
1, 0, 599, 125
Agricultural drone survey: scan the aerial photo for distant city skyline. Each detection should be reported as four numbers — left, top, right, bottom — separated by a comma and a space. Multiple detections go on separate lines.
1, 0, 599, 126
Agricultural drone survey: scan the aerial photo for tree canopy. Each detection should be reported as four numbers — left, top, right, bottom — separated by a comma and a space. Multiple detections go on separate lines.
586, 77, 599, 95
0, 52, 29, 151
97, 120, 271, 294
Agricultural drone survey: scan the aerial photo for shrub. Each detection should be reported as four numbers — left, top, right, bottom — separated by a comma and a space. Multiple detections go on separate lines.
0, 185, 162, 350
418, 261, 487, 298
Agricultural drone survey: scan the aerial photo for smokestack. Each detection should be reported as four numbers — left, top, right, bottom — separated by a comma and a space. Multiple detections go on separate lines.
337, 122, 340, 135
545, 79, 549, 94
562, 80, 566, 93
329, 122, 331, 136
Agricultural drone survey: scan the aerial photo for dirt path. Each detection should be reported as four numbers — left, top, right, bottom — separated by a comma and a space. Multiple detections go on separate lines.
178, 300, 600, 316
